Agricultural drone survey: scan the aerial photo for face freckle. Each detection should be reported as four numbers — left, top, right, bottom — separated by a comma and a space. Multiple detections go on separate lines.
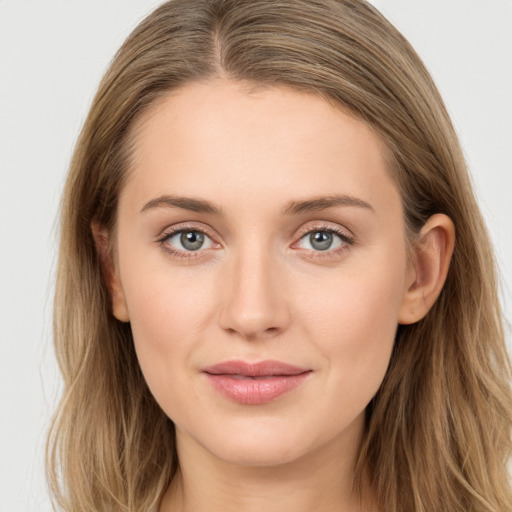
111, 78, 412, 469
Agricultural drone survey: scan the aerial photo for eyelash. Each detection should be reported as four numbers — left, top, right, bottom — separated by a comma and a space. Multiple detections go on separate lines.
156, 223, 355, 261
156, 223, 217, 260
293, 224, 354, 259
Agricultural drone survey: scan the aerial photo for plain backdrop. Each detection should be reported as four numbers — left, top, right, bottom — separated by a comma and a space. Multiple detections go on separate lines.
1, 1, 511, 511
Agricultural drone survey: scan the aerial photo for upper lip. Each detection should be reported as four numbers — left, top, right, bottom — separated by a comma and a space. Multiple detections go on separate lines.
203, 360, 310, 377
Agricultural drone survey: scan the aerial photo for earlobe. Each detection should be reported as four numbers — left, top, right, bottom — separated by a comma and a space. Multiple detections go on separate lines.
91, 220, 130, 322
398, 214, 455, 325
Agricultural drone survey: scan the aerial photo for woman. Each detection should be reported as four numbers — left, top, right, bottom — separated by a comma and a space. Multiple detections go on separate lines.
46, 1, 512, 511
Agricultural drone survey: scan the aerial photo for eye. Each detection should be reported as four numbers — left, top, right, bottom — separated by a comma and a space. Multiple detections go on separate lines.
161, 229, 216, 252
296, 228, 352, 252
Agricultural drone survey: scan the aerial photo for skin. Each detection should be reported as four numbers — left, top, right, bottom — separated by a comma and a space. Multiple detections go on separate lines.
95, 79, 454, 512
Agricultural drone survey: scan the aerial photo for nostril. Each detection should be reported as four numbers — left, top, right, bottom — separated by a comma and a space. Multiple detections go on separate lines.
224, 325, 281, 341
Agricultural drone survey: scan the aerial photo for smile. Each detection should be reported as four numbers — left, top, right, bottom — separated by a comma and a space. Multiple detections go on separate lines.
202, 360, 312, 405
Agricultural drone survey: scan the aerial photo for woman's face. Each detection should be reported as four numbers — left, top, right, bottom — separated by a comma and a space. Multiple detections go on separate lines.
110, 79, 415, 467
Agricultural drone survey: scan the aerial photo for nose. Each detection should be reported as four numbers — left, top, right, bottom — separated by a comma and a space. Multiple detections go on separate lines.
218, 247, 291, 341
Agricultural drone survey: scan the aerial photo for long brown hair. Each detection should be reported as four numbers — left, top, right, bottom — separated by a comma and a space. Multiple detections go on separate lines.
47, 1, 512, 511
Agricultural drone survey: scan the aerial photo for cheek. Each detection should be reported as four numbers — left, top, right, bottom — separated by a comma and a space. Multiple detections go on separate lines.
297, 253, 406, 402
121, 265, 217, 400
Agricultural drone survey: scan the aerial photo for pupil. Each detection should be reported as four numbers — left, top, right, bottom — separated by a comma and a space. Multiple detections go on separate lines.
310, 231, 332, 251
181, 231, 204, 251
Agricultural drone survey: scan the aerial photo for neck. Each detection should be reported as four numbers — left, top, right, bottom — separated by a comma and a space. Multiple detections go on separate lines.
160, 420, 377, 512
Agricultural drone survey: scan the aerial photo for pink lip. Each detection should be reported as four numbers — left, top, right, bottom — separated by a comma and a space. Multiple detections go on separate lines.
202, 360, 312, 405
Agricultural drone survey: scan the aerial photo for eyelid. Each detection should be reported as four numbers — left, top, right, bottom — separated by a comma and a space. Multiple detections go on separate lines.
290, 222, 355, 257
293, 221, 354, 243
156, 222, 221, 258
157, 222, 218, 241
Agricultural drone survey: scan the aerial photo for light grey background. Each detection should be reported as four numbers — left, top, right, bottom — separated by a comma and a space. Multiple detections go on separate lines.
1, 1, 511, 511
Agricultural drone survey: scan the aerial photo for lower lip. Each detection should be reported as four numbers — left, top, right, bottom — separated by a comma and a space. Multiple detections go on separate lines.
205, 373, 311, 405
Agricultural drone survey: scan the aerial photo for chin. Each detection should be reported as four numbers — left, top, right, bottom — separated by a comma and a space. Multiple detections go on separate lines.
179, 412, 348, 469
208, 434, 309, 468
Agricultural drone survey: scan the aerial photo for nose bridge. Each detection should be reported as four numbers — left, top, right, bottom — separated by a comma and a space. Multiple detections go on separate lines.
219, 237, 289, 339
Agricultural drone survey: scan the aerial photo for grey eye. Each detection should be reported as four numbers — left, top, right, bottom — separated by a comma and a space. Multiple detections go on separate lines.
165, 230, 214, 252
299, 230, 344, 251
180, 231, 205, 251
310, 231, 333, 251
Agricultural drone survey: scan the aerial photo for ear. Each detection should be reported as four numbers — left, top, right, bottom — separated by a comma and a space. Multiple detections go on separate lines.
398, 214, 455, 325
91, 220, 130, 322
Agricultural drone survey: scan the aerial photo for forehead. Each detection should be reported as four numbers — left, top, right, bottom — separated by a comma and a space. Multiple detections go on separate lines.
122, 79, 400, 217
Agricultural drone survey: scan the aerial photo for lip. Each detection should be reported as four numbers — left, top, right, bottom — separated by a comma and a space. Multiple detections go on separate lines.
202, 360, 312, 405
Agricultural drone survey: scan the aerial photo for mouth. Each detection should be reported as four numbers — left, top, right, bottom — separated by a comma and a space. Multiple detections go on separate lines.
202, 360, 312, 405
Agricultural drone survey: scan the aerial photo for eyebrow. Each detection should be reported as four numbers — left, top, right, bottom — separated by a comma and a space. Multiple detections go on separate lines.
282, 195, 375, 215
140, 193, 374, 216
140, 195, 223, 215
